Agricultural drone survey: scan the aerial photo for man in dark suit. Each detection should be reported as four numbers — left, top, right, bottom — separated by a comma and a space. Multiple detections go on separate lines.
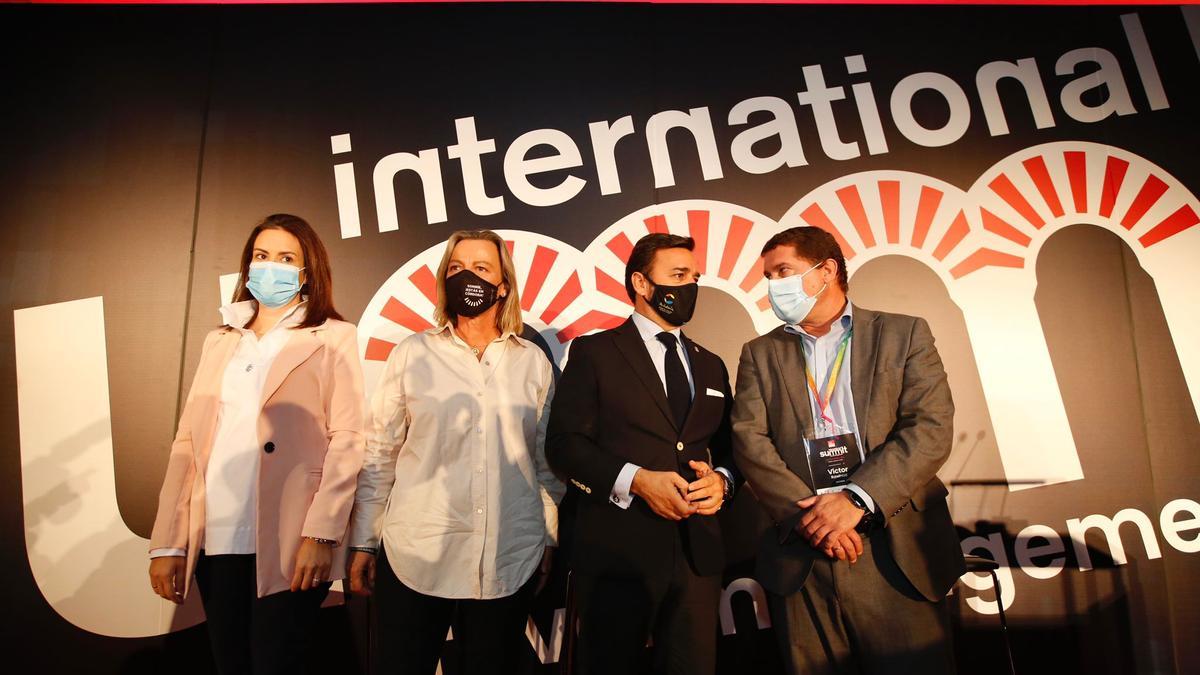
547, 233, 739, 675
733, 227, 965, 675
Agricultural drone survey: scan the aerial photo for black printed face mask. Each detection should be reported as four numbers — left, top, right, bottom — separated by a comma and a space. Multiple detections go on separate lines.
445, 270, 500, 317
646, 281, 698, 326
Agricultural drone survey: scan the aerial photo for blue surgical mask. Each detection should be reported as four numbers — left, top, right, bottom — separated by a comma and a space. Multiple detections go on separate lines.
246, 261, 304, 308
767, 262, 826, 325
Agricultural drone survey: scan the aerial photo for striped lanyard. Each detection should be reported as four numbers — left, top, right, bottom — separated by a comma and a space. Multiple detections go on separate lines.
804, 327, 853, 431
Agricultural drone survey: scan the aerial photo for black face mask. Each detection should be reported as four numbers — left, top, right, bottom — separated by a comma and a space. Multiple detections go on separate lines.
645, 281, 699, 327
445, 270, 500, 317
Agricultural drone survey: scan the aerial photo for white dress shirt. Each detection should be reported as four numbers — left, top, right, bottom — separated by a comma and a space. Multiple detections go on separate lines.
150, 299, 308, 558
350, 325, 564, 600
608, 311, 734, 509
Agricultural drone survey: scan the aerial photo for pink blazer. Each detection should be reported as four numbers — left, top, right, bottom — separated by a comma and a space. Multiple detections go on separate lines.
149, 318, 366, 598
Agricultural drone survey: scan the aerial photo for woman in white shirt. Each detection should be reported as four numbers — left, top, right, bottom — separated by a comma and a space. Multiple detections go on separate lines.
347, 229, 563, 675
147, 214, 366, 675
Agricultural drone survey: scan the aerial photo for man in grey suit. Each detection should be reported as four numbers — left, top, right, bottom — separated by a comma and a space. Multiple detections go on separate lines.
732, 226, 965, 675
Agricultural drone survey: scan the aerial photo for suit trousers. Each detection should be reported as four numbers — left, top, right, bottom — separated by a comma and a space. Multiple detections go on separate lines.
373, 549, 536, 675
767, 529, 955, 675
194, 552, 331, 675
575, 524, 722, 675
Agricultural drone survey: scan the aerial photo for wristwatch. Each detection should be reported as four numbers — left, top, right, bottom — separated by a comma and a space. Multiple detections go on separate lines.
844, 489, 877, 534
719, 468, 734, 501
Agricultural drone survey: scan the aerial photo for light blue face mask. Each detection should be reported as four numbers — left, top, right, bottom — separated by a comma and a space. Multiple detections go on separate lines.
767, 262, 826, 325
246, 261, 304, 308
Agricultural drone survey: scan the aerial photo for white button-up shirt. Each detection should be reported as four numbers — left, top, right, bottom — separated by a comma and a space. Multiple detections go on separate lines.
630, 310, 696, 396
350, 325, 563, 599
150, 299, 308, 558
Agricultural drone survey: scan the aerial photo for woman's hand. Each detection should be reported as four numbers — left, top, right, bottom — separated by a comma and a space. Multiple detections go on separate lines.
149, 556, 186, 604
347, 550, 377, 597
291, 538, 333, 592
535, 546, 555, 595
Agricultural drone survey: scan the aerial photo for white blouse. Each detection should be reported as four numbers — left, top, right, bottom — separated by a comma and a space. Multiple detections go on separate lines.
350, 325, 563, 600
149, 300, 307, 558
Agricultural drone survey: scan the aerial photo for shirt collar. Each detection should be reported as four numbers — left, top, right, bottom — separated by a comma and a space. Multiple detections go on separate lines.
631, 310, 682, 343
784, 300, 853, 338
220, 297, 308, 332
428, 323, 525, 348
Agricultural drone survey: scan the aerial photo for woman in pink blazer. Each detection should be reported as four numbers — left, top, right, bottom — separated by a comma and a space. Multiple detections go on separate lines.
147, 214, 365, 675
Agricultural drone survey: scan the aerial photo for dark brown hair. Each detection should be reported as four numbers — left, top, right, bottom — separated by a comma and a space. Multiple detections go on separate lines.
231, 213, 344, 328
624, 233, 696, 301
760, 227, 849, 292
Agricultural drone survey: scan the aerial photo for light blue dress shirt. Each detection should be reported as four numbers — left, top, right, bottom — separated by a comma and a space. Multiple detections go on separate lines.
784, 301, 876, 513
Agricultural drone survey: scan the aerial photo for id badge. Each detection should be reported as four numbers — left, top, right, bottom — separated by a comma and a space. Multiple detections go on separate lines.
804, 430, 863, 494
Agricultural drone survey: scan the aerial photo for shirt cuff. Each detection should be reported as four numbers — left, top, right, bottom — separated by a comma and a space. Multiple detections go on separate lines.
150, 548, 186, 558
714, 467, 735, 498
843, 483, 877, 513
610, 463, 641, 509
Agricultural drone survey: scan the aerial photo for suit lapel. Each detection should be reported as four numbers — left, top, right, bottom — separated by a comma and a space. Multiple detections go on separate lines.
850, 306, 881, 451
193, 329, 240, 471
613, 318, 676, 430
259, 323, 327, 408
767, 328, 816, 441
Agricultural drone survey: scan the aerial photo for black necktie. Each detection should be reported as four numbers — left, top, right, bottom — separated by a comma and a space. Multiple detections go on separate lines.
656, 332, 691, 429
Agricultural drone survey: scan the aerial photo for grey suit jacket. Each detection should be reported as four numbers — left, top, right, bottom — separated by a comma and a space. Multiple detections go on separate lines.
731, 304, 965, 601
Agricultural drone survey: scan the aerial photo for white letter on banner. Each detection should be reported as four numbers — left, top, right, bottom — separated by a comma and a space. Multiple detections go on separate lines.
1066, 508, 1162, 571
447, 116, 506, 216
1056, 47, 1136, 123
589, 116, 636, 196
890, 72, 972, 148
1160, 499, 1200, 554
504, 128, 587, 207
975, 58, 1056, 136
331, 133, 361, 238
645, 107, 724, 189
15, 298, 207, 637
728, 96, 808, 174
374, 148, 448, 228
959, 533, 1015, 615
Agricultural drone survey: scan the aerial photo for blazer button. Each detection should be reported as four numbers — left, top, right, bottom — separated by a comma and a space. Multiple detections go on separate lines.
264, 442, 275, 453
676, 442, 684, 452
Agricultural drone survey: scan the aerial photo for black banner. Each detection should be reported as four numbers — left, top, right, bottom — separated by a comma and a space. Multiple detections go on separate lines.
2, 4, 1199, 674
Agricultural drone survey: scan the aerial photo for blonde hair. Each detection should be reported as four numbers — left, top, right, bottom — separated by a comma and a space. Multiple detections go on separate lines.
433, 230, 524, 335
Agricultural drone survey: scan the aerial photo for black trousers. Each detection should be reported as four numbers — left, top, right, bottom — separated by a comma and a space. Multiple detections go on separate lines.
373, 549, 537, 675
574, 526, 722, 675
194, 553, 331, 675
